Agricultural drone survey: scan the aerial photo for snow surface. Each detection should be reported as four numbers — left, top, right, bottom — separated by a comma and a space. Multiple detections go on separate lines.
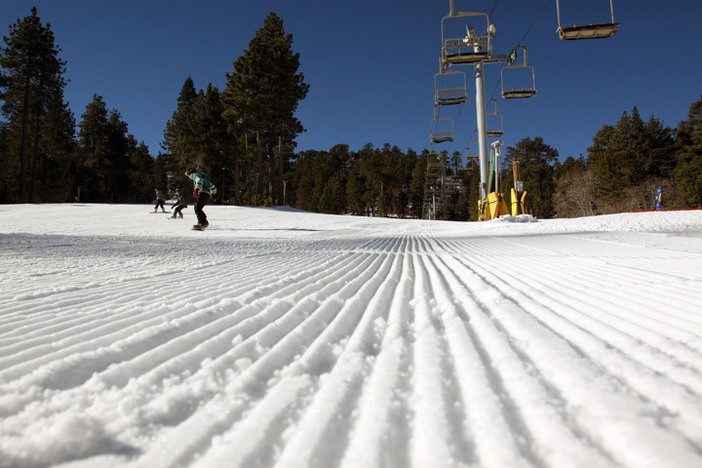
1, 203, 702, 468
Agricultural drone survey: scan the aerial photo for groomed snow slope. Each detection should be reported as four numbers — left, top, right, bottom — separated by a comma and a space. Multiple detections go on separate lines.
1, 204, 701, 468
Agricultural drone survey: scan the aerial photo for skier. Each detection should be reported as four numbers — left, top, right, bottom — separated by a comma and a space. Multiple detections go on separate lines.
171, 189, 187, 219
185, 168, 217, 230
154, 189, 166, 212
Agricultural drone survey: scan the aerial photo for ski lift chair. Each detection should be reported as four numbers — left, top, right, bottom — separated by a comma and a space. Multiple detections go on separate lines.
441, 12, 495, 65
434, 70, 468, 106
486, 100, 504, 138
430, 117, 454, 143
501, 46, 537, 99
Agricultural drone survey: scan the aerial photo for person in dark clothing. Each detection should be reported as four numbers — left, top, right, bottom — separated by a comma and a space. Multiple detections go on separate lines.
154, 189, 166, 212
171, 190, 187, 218
590, 200, 599, 215
185, 168, 217, 230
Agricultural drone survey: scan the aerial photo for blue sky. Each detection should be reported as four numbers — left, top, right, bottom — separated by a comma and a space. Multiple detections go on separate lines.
3, 0, 701, 162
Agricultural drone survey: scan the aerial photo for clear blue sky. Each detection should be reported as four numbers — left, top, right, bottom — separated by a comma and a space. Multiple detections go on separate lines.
3, 0, 701, 162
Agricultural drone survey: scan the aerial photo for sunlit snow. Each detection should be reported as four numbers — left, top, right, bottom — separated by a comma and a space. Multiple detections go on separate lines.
1, 203, 701, 467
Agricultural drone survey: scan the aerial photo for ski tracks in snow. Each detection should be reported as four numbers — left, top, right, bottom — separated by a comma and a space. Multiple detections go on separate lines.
1, 227, 702, 467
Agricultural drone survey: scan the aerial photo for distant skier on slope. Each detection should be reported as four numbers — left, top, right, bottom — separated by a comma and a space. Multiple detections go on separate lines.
185, 168, 217, 230
171, 189, 187, 219
153, 189, 167, 212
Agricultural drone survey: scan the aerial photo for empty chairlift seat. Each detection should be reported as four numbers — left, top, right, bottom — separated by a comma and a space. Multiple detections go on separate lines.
434, 70, 468, 106
486, 100, 504, 138
501, 46, 537, 99
430, 117, 454, 143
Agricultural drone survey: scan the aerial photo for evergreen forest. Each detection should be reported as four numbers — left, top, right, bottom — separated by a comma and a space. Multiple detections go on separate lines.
1, 8, 701, 219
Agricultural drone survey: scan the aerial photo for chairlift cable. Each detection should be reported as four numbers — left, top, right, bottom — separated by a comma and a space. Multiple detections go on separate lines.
516, 0, 553, 46
488, 0, 501, 19
486, 0, 552, 111
495, 0, 552, 98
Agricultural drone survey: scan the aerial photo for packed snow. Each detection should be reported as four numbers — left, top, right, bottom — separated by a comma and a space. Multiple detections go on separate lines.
1, 203, 701, 468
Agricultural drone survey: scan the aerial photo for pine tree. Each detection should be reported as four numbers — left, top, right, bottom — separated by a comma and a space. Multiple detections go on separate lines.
126, 135, 155, 203
504, 137, 558, 218
163, 77, 198, 171
76, 95, 133, 202
618, 107, 647, 186
675, 96, 702, 207
41, 92, 76, 201
408, 151, 428, 218
589, 107, 676, 210
380, 144, 416, 218
288, 149, 320, 211
588, 123, 619, 198
221, 12, 309, 205
0, 7, 74, 202
325, 144, 351, 212
465, 158, 481, 221
319, 175, 345, 214
643, 115, 676, 179
345, 161, 366, 216
358, 144, 383, 216
454, 185, 470, 220
191, 84, 230, 202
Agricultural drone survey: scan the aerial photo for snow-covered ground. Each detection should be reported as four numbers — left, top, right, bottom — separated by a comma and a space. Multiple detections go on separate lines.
1, 203, 701, 468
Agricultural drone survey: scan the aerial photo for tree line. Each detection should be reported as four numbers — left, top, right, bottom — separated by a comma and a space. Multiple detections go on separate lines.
2, 8, 701, 218
286, 99, 702, 220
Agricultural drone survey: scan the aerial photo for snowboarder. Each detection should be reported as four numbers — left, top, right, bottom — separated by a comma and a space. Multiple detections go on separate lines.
154, 189, 166, 212
185, 168, 217, 230
171, 189, 187, 218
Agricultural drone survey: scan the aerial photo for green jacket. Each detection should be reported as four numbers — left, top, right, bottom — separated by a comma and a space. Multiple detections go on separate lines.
190, 172, 217, 195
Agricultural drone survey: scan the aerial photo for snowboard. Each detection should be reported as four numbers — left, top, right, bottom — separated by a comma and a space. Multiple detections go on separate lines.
150, 211, 171, 214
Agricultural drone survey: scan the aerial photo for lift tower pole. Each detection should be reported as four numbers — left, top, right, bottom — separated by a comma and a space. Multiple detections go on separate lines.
475, 60, 489, 200
449, 0, 488, 200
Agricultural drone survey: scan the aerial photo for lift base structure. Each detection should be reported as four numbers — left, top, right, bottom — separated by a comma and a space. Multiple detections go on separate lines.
479, 192, 509, 221
478, 141, 510, 221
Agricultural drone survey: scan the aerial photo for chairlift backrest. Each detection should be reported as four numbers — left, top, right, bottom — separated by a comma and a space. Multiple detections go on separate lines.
556, 0, 619, 40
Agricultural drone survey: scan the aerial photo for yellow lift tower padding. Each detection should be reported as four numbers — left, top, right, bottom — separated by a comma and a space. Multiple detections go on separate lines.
479, 192, 509, 221
510, 188, 528, 216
